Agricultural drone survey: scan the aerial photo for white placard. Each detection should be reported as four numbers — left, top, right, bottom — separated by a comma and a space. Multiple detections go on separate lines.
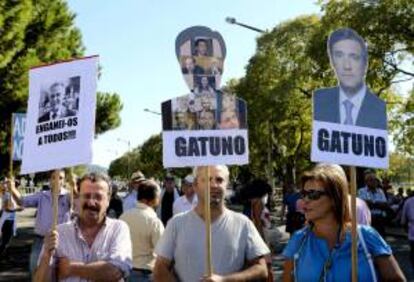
311, 121, 388, 169
163, 129, 248, 167
21, 56, 98, 174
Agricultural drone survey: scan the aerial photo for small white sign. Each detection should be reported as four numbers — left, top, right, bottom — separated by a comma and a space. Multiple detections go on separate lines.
163, 129, 249, 167
311, 121, 388, 169
21, 56, 98, 174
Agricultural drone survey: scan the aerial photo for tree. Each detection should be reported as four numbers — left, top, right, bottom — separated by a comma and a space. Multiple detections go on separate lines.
235, 16, 321, 185
0, 0, 122, 175
109, 134, 191, 181
95, 92, 123, 135
235, 0, 413, 185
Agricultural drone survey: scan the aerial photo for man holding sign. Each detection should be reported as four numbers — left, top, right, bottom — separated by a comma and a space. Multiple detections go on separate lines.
154, 165, 269, 282
34, 172, 132, 281
9, 169, 71, 275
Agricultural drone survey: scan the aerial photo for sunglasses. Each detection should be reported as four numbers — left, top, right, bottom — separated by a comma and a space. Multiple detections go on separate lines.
300, 189, 328, 200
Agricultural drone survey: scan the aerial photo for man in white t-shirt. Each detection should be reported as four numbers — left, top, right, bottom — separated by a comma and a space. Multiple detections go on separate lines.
173, 175, 197, 215
154, 165, 270, 282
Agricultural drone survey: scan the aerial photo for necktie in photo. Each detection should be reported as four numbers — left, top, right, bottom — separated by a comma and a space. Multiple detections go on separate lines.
343, 100, 354, 125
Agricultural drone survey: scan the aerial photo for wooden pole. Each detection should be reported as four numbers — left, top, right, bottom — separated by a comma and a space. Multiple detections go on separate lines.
350, 166, 358, 282
67, 168, 75, 212
9, 113, 15, 178
51, 170, 60, 230
204, 166, 213, 276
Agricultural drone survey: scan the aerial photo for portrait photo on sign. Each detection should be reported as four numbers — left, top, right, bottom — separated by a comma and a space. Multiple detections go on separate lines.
175, 26, 226, 91
313, 28, 387, 130
311, 28, 388, 169
162, 92, 246, 131
38, 76, 81, 123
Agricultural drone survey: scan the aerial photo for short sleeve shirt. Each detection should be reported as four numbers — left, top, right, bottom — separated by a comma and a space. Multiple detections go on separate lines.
283, 225, 392, 282
155, 209, 270, 282
39, 217, 133, 282
358, 187, 387, 216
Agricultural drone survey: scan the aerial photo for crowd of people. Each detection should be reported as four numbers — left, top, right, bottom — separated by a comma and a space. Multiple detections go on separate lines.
0, 164, 412, 281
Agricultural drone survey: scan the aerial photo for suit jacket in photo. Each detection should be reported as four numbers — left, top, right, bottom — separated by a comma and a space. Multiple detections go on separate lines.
313, 86, 387, 130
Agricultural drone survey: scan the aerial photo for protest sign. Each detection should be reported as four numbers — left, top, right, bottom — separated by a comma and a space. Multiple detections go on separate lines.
162, 26, 248, 168
162, 26, 249, 276
311, 28, 388, 169
12, 113, 26, 161
21, 56, 98, 174
311, 28, 389, 282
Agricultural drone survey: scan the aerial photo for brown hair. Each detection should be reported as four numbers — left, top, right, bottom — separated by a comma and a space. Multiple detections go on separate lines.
301, 163, 351, 230
79, 172, 112, 196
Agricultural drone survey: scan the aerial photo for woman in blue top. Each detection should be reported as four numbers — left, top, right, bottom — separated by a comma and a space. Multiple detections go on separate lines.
282, 163, 405, 282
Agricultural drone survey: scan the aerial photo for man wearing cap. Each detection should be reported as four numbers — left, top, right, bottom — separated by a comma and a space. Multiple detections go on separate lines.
157, 175, 180, 226
173, 175, 197, 215
123, 171, 145, 213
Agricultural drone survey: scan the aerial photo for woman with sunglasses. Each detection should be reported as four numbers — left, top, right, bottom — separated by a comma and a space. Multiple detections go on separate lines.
282, 163, 405, 282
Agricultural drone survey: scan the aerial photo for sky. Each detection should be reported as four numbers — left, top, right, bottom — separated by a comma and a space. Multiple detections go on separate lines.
67, 1, 322, 168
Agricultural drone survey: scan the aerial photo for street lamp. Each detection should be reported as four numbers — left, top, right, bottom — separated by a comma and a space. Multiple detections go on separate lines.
144, 108, 161, 115
117, 138, 131, 179
225, 17, 265, 33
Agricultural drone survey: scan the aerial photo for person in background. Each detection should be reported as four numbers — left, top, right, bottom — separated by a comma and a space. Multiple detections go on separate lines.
121, 180, 164, 282
9, 169, 71, 275
282, 163, 405, 282
400, 192, 414, 269
123, 171, 146, 212
107, 183, 123, 218
358, 170, 389, 235
281, 183, 305, 235
157, 175, 180, 226
173, 175, 197, 215
0, 178, 20, 259
243, 178, 274, 282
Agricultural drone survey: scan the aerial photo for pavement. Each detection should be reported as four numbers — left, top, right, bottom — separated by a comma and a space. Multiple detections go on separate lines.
1, 208, 413, 281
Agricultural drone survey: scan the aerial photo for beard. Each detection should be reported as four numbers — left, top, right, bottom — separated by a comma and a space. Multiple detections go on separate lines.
83, 204, 100, 212
210, 195, 223, 207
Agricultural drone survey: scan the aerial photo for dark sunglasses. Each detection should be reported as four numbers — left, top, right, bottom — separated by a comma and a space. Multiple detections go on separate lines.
300, 189, 328, 200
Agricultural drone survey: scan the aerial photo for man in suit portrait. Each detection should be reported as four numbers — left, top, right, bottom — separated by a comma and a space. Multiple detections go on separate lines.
313, 28, 387, 130
38, 82, 65, 122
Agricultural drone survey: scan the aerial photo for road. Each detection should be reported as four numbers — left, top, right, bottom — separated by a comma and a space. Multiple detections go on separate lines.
1, 209, 413, 281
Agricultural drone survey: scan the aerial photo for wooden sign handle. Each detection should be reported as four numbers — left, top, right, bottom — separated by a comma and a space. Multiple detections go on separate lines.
350, 166, 358, 282
9, 113, 14, 178
51, 170, 60, 230
204, 166, 213, 276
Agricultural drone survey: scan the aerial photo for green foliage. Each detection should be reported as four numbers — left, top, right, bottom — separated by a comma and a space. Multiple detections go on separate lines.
235, 1, 414, 185
95, 92, 123, 136
108, 134, 191, 181
0, 0, 123, 175
380, 152, 414, 185
236, 16, 320, 184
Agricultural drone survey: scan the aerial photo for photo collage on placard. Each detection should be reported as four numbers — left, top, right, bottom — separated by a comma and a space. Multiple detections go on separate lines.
168, 91, 246, 131
163, 28, 246, 131
37, 76, 80, 123
179, 36, 224, 92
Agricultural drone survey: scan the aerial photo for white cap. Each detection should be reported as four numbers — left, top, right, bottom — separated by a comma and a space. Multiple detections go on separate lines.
184, 175, 194, 184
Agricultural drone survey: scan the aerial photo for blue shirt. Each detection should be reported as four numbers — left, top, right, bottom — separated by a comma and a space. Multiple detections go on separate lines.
283, 225, 391, 282
358, 187, 387, 216
283, 192, 301, 214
